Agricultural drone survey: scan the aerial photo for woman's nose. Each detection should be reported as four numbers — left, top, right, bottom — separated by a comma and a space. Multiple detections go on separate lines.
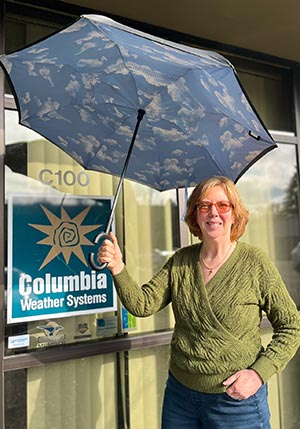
209, 205, 219, 215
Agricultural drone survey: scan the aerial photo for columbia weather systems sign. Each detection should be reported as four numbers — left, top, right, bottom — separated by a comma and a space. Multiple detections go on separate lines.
7, 195, 117, 323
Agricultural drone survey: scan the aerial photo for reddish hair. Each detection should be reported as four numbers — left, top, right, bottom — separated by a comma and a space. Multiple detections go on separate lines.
184, 176, 249, 241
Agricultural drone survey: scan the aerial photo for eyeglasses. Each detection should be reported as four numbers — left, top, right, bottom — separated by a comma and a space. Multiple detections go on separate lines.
196, 201, 233, 213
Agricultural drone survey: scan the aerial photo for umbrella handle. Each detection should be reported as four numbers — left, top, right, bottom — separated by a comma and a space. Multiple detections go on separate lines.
88, 232, 112, 271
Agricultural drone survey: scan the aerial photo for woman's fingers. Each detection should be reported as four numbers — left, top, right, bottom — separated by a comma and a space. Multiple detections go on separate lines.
98, 239, 114, 261
97, 233, 124, 274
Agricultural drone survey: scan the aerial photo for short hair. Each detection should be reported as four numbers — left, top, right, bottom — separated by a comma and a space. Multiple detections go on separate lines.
184, 176, 249, 241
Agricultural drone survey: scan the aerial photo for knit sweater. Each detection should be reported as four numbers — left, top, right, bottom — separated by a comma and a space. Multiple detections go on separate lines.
113, 241, 300, 393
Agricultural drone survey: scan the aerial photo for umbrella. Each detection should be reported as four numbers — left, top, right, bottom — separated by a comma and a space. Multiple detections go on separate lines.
0, 14, 276, 269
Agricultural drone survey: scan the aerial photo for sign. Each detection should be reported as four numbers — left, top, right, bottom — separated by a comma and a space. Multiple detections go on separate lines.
121, 307, 137, 332
7, 194, 117, 323
8, 334, 30, 349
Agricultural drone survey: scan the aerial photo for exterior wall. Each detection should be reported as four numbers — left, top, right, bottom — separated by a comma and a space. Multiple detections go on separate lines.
1, 2, 300, 429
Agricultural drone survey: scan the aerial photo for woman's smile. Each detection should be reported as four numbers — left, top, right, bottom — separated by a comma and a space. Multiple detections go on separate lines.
196, 186, 234, 241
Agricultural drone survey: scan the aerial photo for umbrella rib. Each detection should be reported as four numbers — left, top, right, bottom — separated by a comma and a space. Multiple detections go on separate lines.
88, 18, 141, 108
84, 106, 140, 170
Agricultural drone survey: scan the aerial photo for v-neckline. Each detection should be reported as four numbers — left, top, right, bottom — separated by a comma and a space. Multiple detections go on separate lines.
197, 241, 239, 287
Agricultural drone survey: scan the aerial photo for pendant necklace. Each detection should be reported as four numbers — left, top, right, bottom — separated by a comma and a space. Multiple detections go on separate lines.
200, 242, 234, 275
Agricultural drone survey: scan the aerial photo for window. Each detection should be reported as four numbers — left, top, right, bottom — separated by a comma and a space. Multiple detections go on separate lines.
228, 56, 294, 132
237, 140, 300, 305
4, 109, 179, 356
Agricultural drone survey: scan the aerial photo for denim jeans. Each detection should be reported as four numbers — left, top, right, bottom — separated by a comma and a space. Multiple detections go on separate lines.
161, 372, 271, 429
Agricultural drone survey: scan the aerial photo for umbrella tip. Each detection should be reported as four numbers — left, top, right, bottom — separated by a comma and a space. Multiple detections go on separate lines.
138, 109, 146, 120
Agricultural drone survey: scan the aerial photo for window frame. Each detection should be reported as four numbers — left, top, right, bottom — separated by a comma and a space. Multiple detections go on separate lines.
2, 90, 300, 373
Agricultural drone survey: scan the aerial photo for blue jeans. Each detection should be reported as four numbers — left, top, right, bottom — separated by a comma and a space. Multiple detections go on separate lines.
162, 372, 270, 429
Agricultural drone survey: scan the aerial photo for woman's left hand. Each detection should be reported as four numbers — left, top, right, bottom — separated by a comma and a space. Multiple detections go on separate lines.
223, 369, 263, 400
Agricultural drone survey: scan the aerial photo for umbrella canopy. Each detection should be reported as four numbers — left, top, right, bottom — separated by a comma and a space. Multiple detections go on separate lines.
1, 14, 276, 188
0, 14, 277, 268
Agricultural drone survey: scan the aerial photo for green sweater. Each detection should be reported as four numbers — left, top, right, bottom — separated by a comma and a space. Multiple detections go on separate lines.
113, 241, 300, 393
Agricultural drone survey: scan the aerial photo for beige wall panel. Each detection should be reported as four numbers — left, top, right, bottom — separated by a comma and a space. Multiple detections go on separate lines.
124, 182, 154, 334
27, 139, 116, 197
124, 182, 175, 334
278, 350, 300, 429
261, 328, 280, 429
27, 355, 117, 429
128, 346, 169, 429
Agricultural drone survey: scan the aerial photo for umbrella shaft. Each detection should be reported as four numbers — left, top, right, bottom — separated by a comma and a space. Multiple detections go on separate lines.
105, 109, 145, 233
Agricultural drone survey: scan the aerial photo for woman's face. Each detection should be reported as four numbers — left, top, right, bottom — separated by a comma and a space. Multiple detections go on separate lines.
195, 185, 235, 242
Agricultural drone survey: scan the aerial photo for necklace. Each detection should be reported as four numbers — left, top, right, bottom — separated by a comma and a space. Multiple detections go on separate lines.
200, 242, 235, 275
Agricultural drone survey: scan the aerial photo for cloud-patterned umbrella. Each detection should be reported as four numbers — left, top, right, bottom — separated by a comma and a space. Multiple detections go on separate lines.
0, 14, 276, 268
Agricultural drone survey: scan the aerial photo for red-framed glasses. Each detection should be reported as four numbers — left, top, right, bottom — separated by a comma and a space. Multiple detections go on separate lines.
196, 201, 233, 213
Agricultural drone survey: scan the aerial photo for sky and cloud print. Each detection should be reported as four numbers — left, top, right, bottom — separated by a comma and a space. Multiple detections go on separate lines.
0, 14, 276, 190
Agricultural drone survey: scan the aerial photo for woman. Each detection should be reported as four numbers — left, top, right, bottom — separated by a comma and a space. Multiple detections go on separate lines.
98, 176, 300, 429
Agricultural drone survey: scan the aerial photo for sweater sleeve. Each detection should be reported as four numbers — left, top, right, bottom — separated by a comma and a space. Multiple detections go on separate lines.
112, 257, 173, 317
250, 253, 300, 383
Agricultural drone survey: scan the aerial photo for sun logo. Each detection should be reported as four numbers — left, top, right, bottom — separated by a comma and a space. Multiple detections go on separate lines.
29, 205, 101, 270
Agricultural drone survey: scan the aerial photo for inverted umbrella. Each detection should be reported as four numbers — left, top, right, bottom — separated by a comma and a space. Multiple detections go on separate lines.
0, 14, 276, 269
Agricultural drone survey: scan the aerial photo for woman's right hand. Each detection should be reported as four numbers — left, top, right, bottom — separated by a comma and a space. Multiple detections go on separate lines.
97, 232, 124, 275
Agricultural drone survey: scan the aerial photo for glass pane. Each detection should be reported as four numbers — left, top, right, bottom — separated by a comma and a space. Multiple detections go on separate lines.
127, 345, 169, 429
237, 142, 300, 305
5, 370, 27, 429
278, 350, 300, 428
4, 108, 179, 355
5, 110, 121, 354
228, 56, 293, 132
122, 181, 178, 333
5, 355, 119, 429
